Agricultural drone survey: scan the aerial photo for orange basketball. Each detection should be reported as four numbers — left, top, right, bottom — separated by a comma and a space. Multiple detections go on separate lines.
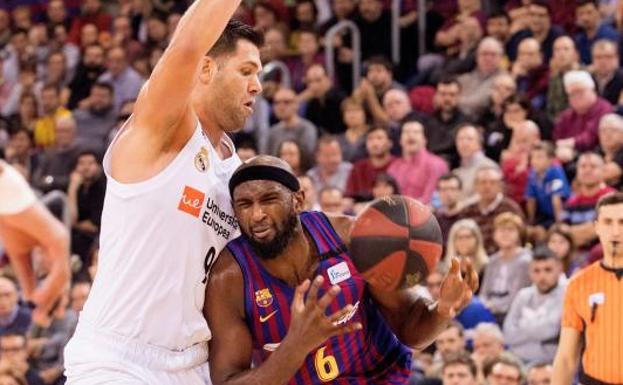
349, 195, 443, 291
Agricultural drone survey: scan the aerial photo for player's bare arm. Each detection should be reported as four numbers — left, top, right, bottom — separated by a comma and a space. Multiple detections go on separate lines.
329, 214, 478, 350
111, 0, 242, 181
0, 203, 69, 317
205, 249, 361, 385
552, 328, 582, 385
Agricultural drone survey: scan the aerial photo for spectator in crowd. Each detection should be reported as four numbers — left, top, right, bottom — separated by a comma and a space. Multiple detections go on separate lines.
486, 11, 511, 51
387, 119, 448, 204
478, 73, 517, 143
370, 172, 400, 199
337, 97, 368, 162
353, 0, 392, 61
554, 192, 623, 385
460, 167, 525, 253
434, 0, 485, 57
72, 82, 116, 153
503, 247, 566, 365
554, 70, 612, 155
441, 353, 479, 385
0, 278, 30, 336
453, 124, 499, 201
110, 15, 144, 64
0, 333, 43, 385
67, 44, 106, 110
234, 134, 258, 163
560, 152, 615, 252
507, 2, 563, 63
472, 323, 506, 373
511, 38, 549, 109
4, 93, 38, 136
501, 120, 542, 206
598, 113, 623, 188
67, 0, 112, 45
32, 115, 81, 193
33, 84, 71, 148
69, 282, 90, 314
301, 64, 346, 135
525, 141, 571, 228
345, 126, 395, 202
435, 173, 465, 245
457, 37, 505, 119
382, 88, 418, 155
67, 150, 105, 276
430, 322, 468, 377
277, 140, 311, 177
590, 39, 623, 106
546, 224, 580, 277
97, 47, 144, 112
574, 0, 620, 64
353, 56, 404, 126
3, 130, 38, 182
265, 87, 317, 156
287, 28, 324, 93
526, 363, 553, 385
427, 77, 466, 166
317, 186, 345, 214
485, 355, 524, 385
307, 135, 352, 192
444, 219, 490, 282
547, 35, 582, 121
480, 212, 532, 322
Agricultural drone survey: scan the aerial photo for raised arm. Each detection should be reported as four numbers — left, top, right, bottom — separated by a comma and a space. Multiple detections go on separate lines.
132, 0, 242, 142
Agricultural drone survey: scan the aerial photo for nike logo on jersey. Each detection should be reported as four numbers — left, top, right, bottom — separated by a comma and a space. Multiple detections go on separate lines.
263, 342, 280, 352
259, 310, 279, 323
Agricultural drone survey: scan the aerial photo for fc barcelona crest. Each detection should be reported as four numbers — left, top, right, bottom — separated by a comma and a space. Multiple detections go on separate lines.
255, 288, 273, 308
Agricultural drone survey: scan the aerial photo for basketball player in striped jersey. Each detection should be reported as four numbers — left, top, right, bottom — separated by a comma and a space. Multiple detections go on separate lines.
63, 1, 264, 384
205, 156, 479, 385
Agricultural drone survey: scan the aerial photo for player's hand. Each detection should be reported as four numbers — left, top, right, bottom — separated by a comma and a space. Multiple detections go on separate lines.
437, 257, 479, 318
286, 275, 362, 353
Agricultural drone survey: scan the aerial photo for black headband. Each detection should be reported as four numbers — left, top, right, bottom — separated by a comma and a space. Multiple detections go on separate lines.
229, 165, 300, 197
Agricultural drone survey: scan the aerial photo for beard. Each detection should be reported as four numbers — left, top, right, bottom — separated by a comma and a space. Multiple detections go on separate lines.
246, 212, 299, 260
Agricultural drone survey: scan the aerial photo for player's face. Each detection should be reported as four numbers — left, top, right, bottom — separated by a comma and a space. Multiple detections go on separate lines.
595, 203, 623, 258
208, 40, 263, 132
233, 180, 304, 259
443, 364, 477, 385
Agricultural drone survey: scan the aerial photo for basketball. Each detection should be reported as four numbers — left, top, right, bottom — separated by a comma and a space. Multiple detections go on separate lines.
349, 195, 443, 291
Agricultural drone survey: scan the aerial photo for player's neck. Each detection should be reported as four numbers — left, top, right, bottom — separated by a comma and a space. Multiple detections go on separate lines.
603, 254, 623, 269
261, 226, 318, 287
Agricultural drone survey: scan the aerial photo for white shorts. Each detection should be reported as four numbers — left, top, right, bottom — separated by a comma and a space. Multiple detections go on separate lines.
64, 318, 211, 385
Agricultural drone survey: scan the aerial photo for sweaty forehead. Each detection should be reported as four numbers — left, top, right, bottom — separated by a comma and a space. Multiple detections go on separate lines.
234, 179, 287, 200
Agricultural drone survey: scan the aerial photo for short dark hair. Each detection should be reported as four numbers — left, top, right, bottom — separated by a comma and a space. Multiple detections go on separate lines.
365, 55, 393, 73
531, 246, 558, 262
442, 352, 478, 378
438, 172, 463, 189
366, 126, 389, 138
92, 81, 114, 95
576, 0, 598, 9
530, 0, 551, 14
596, 192, 623, 217
207, 20, 264, 58
488, 10, 510, 23
73, 150, 101, 169
438, 75, 462, 90
372, 173, 400, 195
445, 320, 465, 337
531, 141, 555, 158
484, 355, 524, 381
41, 82, 61, 95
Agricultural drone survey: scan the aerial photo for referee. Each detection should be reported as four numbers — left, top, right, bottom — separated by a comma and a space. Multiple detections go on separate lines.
553, 192, 623, 385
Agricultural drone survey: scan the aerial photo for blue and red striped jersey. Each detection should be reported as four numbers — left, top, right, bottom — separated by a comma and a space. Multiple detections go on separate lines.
227, 211, 412, 384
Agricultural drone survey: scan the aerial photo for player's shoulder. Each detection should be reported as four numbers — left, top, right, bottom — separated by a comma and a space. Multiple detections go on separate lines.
567, 262, 602, 288
325, 213, 355, 245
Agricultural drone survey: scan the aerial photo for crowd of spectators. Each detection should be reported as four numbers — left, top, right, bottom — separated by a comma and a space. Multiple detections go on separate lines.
1, 0, 623, 384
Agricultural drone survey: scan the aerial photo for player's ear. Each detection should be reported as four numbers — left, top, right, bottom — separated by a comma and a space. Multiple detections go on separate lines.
197, 55, 217, 84
293, 189, 305, 213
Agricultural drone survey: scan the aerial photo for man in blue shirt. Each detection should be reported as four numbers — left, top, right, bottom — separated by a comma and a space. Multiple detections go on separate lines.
574, 0, 620, 64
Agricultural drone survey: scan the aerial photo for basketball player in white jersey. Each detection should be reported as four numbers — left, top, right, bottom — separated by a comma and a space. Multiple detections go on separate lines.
0, 160, 70, 324
63, 1, 264, 383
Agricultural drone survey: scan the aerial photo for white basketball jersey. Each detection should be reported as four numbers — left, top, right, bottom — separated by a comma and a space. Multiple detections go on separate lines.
79, 123, 241, 350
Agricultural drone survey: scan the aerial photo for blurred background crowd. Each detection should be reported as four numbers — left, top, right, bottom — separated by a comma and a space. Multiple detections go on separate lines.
1, 0, 623, 384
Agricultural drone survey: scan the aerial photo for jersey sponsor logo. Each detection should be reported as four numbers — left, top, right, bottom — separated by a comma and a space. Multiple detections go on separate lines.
194, 147, 209, 173
259, 310, 279, 323
255, 288, 274, 307
178, 186, 205, 217
328, 262, 351, 285
333, 300, 360, 326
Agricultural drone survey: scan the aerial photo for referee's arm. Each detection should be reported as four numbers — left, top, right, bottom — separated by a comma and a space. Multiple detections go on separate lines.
552, 327, 582, 385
